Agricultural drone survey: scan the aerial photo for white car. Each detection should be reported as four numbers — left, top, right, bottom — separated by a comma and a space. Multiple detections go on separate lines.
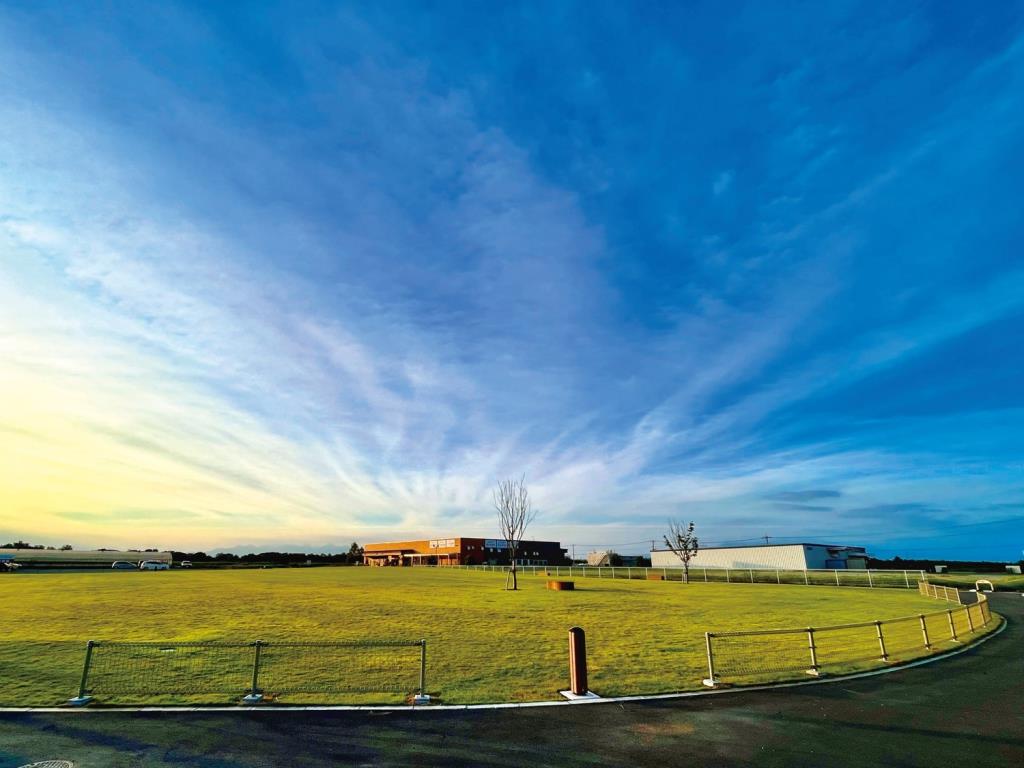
139, 560, 170, 571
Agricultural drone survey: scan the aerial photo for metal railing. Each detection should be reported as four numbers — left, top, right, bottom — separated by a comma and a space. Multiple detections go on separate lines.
918, 580, 961, 603
701, 589, 992, 687
69, 638, 427, 705
448, 564, 926, 589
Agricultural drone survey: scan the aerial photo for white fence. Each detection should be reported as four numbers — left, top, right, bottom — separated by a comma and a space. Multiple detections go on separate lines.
445, 564, 927, 589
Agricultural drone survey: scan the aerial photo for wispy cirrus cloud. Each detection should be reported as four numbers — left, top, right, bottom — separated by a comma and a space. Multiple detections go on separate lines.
1, 3, 1023, 557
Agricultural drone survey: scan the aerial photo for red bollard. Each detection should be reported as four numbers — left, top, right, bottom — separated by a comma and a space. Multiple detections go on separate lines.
569, 626, 588, 695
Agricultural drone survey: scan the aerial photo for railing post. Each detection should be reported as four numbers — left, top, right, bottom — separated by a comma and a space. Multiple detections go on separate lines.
420, 639, 427, 695
803, 570, 809, 586
412, 639, 430, 704
704, 567, 708, 583
805, 628, 820, 676
726, 568, 731, 583
867, 569, 873, 588
965, 605, 975, 633
947, 610, 959, 642
243, 640, 264, 704
776, 569, 781, 584
875, 621, 888, 662
903, 570, 910, 589
835, 569, 840, 586
749, 568, 754, 583
919, 614, 931, 649
702, 633, 718, 687
69, 640, 96, 705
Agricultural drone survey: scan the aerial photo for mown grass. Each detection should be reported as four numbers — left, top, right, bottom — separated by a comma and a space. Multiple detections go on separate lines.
927, 572, 1024, 591
0, 568, 994, 705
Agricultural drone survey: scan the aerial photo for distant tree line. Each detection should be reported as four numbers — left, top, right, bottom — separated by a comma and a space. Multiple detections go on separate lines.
169, 542, 365, 566
2, 541, 73, 551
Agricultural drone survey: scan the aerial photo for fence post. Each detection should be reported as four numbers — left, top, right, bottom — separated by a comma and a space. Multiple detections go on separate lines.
965, 605, 975, 633
875, 621, 889, 662
903, 571, 910, 589
702, 633, 718, 687
69, 640, 96, 706
867, 569, 873, 588
726, 568, 731, 583
803, 570, 809, 586
749, 569, 754, 583
919, 614, 931, 649
835, 569, 840, 586
419, 640, 429, 701
776, 569, 781, 585
947, 610, 959, 642
805, 628, 820, 676
243, 640, 264, 704
704, 567, 708, 583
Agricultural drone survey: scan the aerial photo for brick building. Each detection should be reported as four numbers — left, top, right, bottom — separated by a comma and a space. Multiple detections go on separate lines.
363, 537, 568, 567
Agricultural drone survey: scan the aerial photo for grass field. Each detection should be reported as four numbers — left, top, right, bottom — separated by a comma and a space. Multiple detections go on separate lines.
0, 568, 994, 706
927, 572, 1024, 591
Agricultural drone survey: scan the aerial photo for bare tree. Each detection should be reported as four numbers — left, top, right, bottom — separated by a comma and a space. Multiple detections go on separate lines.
663, 520, 699, 583
494, 476, 536, 591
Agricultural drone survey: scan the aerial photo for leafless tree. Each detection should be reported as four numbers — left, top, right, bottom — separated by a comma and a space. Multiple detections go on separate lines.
663, 520, 699, 583
494, 476, 536, 590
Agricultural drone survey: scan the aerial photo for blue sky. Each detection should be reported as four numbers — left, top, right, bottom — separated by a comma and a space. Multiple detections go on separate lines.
1, 2, 1022, 558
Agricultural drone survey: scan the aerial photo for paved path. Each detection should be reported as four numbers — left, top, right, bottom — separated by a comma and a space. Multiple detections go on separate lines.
1, 594, 1021, 767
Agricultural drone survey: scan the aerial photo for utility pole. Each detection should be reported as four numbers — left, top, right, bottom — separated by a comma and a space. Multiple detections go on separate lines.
763, 535, 771, 545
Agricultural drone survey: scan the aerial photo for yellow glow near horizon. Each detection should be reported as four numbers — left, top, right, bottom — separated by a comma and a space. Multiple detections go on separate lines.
0, 284, 353, 550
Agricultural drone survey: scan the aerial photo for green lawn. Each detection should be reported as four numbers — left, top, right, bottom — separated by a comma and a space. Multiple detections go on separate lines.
0, 568, 996, 706
927, 572, 1024, 591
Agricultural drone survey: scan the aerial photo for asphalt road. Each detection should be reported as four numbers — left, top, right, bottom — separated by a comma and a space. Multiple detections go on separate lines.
1, 593, 1021, 768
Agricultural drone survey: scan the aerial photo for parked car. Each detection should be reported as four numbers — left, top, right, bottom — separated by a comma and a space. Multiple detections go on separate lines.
111, 561, 137, 570
139, 560, 170, 571
179, 560, 193, 568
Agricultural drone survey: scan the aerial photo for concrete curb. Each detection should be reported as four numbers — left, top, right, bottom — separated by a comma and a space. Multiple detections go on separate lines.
0, 616, 1005, 714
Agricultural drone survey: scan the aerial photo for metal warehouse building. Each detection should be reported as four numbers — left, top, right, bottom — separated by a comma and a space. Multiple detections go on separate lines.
363, 537, 568, 567
649, 543, 868, 571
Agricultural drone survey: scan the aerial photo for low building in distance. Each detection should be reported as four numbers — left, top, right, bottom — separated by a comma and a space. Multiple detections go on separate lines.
0, 548, 174, 569
586, 550, 646, 567
650, 543, 868, 571
363, 537, 568, 567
